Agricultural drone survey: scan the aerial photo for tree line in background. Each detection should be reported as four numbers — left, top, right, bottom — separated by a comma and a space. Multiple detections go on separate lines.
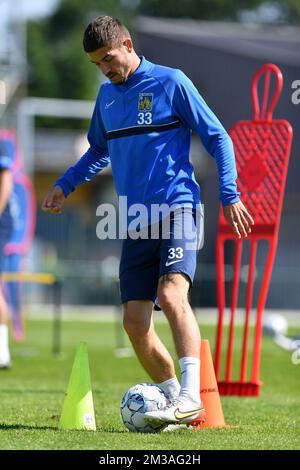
27, 0, 299, 127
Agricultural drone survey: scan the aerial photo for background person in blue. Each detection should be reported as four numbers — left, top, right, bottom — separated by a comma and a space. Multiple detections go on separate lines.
42, 16, 254, 425
0, 140, 14, 368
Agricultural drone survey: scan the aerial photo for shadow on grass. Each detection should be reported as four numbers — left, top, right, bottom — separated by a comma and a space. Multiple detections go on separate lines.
0, 389, 106, 395
0, 423, 129, 434
0, 389, 64, 394
0, 423, 57, 431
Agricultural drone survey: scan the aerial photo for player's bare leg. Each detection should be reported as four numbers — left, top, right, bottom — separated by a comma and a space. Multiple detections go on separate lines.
145, 273, 206, 424
0, 286, 11, 368
123, 300, 180, 398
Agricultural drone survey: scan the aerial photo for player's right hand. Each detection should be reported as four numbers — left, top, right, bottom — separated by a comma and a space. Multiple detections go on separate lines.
41, 185, 65, 214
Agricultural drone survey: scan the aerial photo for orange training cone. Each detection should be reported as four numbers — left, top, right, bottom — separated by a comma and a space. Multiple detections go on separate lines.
192, 339, 227, 429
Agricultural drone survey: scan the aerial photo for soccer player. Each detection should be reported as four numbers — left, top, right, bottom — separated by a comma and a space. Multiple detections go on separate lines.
42, 16, 254, 425
0, 141, 13, 368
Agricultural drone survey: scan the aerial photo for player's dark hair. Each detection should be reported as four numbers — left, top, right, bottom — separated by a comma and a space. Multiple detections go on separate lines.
83, 16, 131, 52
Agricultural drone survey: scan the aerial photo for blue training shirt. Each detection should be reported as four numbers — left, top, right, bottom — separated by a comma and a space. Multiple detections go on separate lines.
0, 137, 14, 172
56, 57, 240, 217
0, 136, 14, 227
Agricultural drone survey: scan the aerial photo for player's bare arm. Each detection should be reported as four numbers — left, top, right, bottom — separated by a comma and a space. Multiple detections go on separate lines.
0, 169, 13, 216
41, 185, 65, 214
223, 200, 254, 239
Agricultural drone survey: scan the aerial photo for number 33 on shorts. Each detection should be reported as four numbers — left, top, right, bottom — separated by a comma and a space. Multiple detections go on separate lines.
165, 247, 184, 266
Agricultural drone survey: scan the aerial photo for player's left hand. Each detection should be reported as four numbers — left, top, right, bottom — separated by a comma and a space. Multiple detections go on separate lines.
223, 201, 254, 239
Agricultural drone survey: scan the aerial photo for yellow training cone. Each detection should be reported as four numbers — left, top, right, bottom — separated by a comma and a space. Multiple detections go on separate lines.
59, 342, 96, 430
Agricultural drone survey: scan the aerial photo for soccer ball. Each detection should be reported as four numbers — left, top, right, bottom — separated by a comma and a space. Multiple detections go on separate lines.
263, 314, 288, 338
120, 383, 168, 433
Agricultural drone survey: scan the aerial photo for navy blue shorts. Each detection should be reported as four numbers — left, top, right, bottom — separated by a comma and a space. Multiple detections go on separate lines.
119, 207, 203, 304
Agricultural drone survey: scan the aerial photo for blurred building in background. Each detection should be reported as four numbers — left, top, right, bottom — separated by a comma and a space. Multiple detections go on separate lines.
134, 16, 300, 309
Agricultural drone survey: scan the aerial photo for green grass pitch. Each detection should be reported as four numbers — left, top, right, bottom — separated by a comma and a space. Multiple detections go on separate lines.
0, 316, 299, 450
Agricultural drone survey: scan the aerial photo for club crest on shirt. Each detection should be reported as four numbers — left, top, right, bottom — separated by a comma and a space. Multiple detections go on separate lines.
138, 93, 153, 112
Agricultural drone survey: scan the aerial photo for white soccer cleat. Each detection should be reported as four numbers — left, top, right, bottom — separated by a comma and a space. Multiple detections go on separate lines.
144, 397, 206, 425
0, 359, 12, 369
